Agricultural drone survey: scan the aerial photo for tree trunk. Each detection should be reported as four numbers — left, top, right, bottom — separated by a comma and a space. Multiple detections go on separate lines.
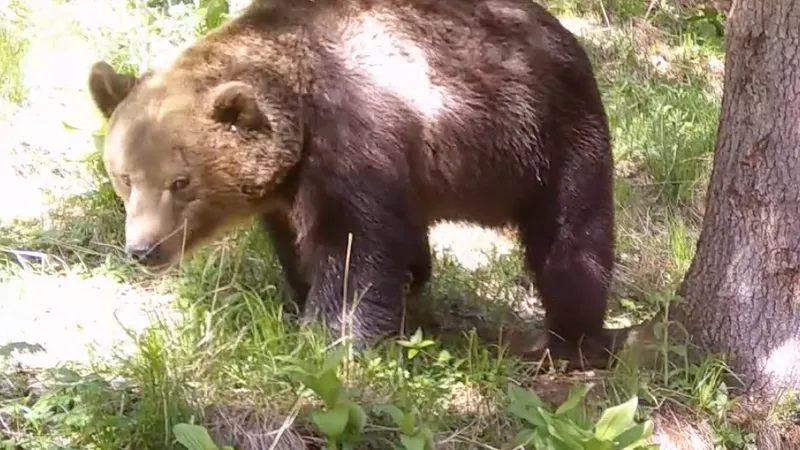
673, 0, 800, 400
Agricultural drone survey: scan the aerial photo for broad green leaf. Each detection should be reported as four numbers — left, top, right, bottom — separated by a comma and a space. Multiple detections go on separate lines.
411, 328, 424, 342
594, 397, 639, 442
555, 383, 590, 417
566, 402, 592, 431
508, 400, 547, 428
374, 404, 406, 426
408, 348, 419, 359
508, 384, 543, 409
400, 434, 427, 450
346, 400, 367, 433
322, 345, 348, 373
311, 404, 350, 438
531, 431, 550, 450
202, 0, 229, 29
539, 408, 584, 450
550, 414, 593, 443
615, 419, 654, 450
304, 370, 343, 407
511, 428, 537, 448
400, 412, 417, 435
92, 133, 105, 152
275, 356, 312, 376
173, 423, 220, 450
582, 436, 614, 450
418, 425, 436, 449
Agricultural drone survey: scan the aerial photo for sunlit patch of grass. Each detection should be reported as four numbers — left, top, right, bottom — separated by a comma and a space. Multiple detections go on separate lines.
0, 1, 29, 104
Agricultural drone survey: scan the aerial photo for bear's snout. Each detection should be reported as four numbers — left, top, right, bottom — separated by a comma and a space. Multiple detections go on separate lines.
125, 241, 165, 267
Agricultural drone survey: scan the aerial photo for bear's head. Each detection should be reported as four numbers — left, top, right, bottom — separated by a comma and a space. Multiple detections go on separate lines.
88, 61, 301, 273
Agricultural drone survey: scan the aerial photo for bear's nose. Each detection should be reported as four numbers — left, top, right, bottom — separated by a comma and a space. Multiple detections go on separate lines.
125, 243, 162, 265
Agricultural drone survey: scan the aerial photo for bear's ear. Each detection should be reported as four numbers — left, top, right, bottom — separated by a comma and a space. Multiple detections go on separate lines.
88, 61, 138, 119
210, 81, 271, 132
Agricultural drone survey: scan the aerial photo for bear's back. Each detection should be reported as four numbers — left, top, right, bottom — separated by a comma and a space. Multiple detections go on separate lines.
291, 0, 604, 224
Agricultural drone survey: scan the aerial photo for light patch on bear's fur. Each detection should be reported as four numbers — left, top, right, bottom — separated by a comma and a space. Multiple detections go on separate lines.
103, 117, 134, 176
155, 92, 195, 124
339, 14, 448, 120
484, 0, 530, 23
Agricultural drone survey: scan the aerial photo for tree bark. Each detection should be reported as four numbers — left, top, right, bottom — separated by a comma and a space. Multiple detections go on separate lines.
673, 0, 800, 400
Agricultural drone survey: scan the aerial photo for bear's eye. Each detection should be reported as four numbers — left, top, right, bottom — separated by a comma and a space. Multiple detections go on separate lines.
170, 177, 190, 191
120, 175, 131, 187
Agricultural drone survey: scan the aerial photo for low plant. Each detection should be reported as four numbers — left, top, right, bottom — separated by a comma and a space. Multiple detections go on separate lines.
282, 346, 366, 450
173, 423, 235, 450
508, 383, 655, 450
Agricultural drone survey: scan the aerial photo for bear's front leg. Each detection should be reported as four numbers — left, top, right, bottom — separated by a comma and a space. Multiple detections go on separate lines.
299, 229, 415, 347
291, 183, 429, 347
260, 212, 309, 317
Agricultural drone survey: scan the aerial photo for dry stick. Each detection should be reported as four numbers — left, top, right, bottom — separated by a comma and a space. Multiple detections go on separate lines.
340, 232, 371, 382
598, 0, 611, 28
644, 0, 659, 22
341, 232, 354, 344
266, 397, 303, 450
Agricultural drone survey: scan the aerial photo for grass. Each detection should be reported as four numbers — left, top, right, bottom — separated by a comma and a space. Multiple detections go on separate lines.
0, 0, 773, 449
0, 0, 29, 104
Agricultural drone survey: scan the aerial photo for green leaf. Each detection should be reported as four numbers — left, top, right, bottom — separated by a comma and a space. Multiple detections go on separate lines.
398, 328, 425, 347
408, 348, 419, 359
374, 404, 406, 427
400, 434, 427, 450
304, 369, 343, 407
615, 420, 654, 450
92, 133, 105, 152
322, 345, 348, 373
311, 404, 350, 438
61, 120, 82, 131
418, 424, 436, 449
512, 428, 537, 448
400, 412, 417, 435
275, 356, 312, 376
539, 408, 584, 450
173, 423, 220, 450
0, 342, 45, 358
346, 400, 367, 433
411, 328, 424, 342
594, 397, 639, 442
201, 0, 229, 29
508, 384, 548, 428
582, 436, 614, 450
551, 414, 593, 442
508, 384, 543, 408
555, 383, 590, 417
509, 403, 547, 429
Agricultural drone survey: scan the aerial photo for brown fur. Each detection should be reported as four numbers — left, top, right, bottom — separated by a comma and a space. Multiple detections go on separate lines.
88, 0, 616, 363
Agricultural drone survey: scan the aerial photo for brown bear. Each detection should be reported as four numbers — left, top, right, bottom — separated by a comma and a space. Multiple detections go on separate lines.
87, 0, 616, 364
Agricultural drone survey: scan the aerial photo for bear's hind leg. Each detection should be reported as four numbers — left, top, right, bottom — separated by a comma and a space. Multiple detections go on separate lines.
407, 236, 432, 299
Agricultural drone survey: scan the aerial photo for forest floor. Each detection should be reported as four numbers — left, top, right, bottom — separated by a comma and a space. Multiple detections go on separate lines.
1, 0, 796, 449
